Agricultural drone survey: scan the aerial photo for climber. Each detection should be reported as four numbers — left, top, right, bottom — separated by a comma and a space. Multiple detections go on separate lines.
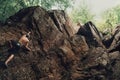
4, 31, 31, 68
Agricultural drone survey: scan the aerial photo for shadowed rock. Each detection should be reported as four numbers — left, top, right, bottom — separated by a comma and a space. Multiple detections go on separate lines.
0, 6, 119, 80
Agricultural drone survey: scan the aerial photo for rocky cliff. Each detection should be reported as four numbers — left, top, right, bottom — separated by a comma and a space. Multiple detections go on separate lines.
0, 6, 120, 80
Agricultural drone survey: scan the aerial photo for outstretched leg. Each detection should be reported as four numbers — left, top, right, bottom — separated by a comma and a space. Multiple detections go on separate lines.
5, 54, 14, 66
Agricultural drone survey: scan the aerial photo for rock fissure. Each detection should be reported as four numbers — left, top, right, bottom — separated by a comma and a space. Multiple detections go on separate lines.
0, 6, 120, 80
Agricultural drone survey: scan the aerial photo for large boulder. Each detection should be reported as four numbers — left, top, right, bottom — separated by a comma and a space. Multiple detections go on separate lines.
77, 21, 105, 48
0, 6, 119, 80
0, 6, 88, 80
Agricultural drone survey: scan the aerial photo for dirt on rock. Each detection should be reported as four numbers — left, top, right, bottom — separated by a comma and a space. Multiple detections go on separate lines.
0, 6, 120, 80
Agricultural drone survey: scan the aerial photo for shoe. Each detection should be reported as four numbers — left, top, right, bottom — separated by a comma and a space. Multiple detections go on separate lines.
0, 61, 8, 69
4, 63, 8, 69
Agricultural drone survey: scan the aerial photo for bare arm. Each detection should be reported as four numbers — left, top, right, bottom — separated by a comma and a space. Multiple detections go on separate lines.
25, 42, 31, 51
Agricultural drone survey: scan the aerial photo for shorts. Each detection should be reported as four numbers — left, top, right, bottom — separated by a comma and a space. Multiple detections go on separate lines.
8, 40, 21, 55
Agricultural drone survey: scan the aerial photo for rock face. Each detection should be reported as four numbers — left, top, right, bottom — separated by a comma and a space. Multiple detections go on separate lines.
0, 6, 119, 80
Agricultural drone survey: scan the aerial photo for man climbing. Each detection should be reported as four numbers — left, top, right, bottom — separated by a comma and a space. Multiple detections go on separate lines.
3, 31, 31, 68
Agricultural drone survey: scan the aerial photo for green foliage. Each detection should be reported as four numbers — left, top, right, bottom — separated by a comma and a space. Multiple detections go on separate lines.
97, 5, 120, 31
113, 5, 120, 23
102, 9, 118, 28
69, 1, 120, 31
96, 21, 111, 32
41, 0, 73, 10
0, 0, 27, 21
70, 1, 94, 24
0, 0, 74, 22
97, 6, 120, 32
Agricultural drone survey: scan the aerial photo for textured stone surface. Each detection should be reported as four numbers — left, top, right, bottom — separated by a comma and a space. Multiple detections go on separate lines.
0, 6, 119, 80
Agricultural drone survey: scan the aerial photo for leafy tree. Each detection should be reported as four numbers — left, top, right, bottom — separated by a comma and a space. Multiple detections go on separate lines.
40, 0, 74, 10
0, 0, 27, 21
113, 5, 120, 23
97, 5, 120, 31
102, 9, 118, 29
70, 1, 94, 24
0, 0, 74, 22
